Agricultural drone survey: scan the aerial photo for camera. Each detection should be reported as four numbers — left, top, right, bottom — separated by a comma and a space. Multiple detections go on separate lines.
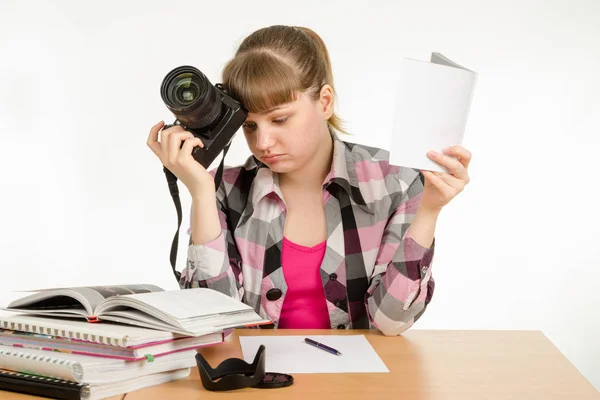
159, 66, 247, 282
160, 65, 247, 169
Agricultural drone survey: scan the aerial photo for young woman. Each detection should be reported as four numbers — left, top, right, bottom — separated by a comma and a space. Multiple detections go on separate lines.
147, 25, 471, 336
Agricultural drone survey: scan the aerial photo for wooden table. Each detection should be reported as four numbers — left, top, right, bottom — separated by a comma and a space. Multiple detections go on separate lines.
3, 329, 599, 399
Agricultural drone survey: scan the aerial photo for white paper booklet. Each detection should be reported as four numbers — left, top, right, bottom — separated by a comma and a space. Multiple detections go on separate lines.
390, 52, 477, 173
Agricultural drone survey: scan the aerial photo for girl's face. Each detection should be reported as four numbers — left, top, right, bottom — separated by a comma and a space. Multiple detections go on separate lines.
242, 87, 334, 174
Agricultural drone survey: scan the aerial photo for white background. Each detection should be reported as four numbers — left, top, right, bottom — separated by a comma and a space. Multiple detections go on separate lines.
1, 0, 598, 391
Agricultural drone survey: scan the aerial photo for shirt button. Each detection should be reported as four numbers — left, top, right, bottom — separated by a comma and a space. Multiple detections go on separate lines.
266, 288, 282, 301
337, 324, 345, 329
329, 273, 337, 281
334, 299, 343, 307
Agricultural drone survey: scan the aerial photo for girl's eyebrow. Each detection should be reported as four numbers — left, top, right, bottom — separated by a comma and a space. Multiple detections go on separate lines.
245, 105, 291, 122
259, 105, 289, 115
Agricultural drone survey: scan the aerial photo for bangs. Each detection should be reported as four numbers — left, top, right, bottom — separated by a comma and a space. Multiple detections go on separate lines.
222, 50, 304, 113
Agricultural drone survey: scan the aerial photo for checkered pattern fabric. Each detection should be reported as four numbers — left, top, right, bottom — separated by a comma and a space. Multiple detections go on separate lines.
181, 133, 435, 336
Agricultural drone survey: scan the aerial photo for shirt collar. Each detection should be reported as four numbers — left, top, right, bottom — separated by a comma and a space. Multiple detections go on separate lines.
322, 132, 373, 214
248, 131, 374, 214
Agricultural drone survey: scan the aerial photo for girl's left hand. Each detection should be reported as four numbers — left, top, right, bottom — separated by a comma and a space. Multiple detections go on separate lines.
419, 146, 472, 212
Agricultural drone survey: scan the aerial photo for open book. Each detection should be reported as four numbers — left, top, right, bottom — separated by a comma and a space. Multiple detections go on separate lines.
390, 52, 478, 173
3, 284, 271, 336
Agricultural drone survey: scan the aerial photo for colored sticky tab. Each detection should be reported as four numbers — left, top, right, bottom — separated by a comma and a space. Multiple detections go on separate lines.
145, 354, 154, 362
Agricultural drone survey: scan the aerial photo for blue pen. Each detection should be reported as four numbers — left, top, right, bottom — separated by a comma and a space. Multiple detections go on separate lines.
304, 337, 342, 356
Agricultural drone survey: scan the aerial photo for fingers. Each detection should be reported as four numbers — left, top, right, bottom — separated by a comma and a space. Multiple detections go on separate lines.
168, 131, 195, 164
421, 170, 453, 197
147, 121, 186, 158
427, 150, 469, 181
443, 145, 472, 169
146, 121, 165, 156
431, 171, 465, 190
179, 136, 204, 163
161, 124, 186, 157
147, 122, 205, 169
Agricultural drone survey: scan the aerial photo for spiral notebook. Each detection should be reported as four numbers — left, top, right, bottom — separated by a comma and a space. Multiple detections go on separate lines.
0, 314, 211, 347
0, 368, 85, 400
0, 346, 197, 384
0, 367, 190, 400
0, 315, 224, 360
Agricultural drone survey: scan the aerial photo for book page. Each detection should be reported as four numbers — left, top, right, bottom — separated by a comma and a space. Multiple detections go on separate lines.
7, 290, 96, 315
95, 287, 252, 321
96, 311, 184, 334
7, 285, 164, 317
390, 53, 477, 173
0, 309, 90, 319
83, 284, 164, 298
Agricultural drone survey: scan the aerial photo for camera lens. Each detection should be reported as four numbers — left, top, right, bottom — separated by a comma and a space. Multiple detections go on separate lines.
160, 66, 224, 130
173, 76, 198, 104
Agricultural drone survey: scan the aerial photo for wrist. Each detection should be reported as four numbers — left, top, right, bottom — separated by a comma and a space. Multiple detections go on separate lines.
408, 205, 440, 249
190, 180, 216, 200
416, 204, 442, 219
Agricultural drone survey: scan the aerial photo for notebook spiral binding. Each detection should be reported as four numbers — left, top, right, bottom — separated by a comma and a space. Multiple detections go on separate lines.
0, 320, 125, 346
0, 348, 74, 366
0, 368, 87, 400
0, 368, 83, 387
0, 348, 84, 381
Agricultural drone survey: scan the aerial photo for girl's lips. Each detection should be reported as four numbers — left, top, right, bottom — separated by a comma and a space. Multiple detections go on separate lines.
262, 154, 284, 163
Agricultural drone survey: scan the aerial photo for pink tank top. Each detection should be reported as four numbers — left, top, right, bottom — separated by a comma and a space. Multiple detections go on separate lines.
277, 237, 330, 329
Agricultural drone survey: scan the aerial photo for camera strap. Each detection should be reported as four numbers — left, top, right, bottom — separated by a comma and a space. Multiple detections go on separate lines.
163, 143, 231, 283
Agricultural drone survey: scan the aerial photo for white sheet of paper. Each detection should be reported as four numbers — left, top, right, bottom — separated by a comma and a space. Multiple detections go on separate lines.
239, 335, 389, 374
390, 52, 477, 173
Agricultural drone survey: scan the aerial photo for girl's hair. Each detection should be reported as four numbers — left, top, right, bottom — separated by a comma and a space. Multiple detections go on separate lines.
221, 25, 347, 134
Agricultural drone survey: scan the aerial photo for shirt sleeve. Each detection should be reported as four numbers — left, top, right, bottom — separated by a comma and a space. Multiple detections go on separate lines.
366, 172, 436, 336
178, 184, 244, 302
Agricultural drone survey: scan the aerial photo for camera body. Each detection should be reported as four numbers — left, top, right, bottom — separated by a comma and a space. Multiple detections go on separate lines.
160, 65, 247, 169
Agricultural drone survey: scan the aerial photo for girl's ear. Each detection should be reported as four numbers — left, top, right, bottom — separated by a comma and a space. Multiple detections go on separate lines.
318, 84, 335, 120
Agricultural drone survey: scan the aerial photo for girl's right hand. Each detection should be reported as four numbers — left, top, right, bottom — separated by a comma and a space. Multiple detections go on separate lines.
147, 120, 215, 197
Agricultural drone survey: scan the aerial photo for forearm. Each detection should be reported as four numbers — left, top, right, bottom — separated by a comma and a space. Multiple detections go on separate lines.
190, 187, 222, 245
182, 183, 241, 300
407, 206, 440, 248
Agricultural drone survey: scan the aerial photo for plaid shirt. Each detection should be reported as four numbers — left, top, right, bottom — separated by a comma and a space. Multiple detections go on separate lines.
181, 133, 435, 336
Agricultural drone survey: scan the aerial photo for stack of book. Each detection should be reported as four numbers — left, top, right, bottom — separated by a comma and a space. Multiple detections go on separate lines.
0, 284, 270, 399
